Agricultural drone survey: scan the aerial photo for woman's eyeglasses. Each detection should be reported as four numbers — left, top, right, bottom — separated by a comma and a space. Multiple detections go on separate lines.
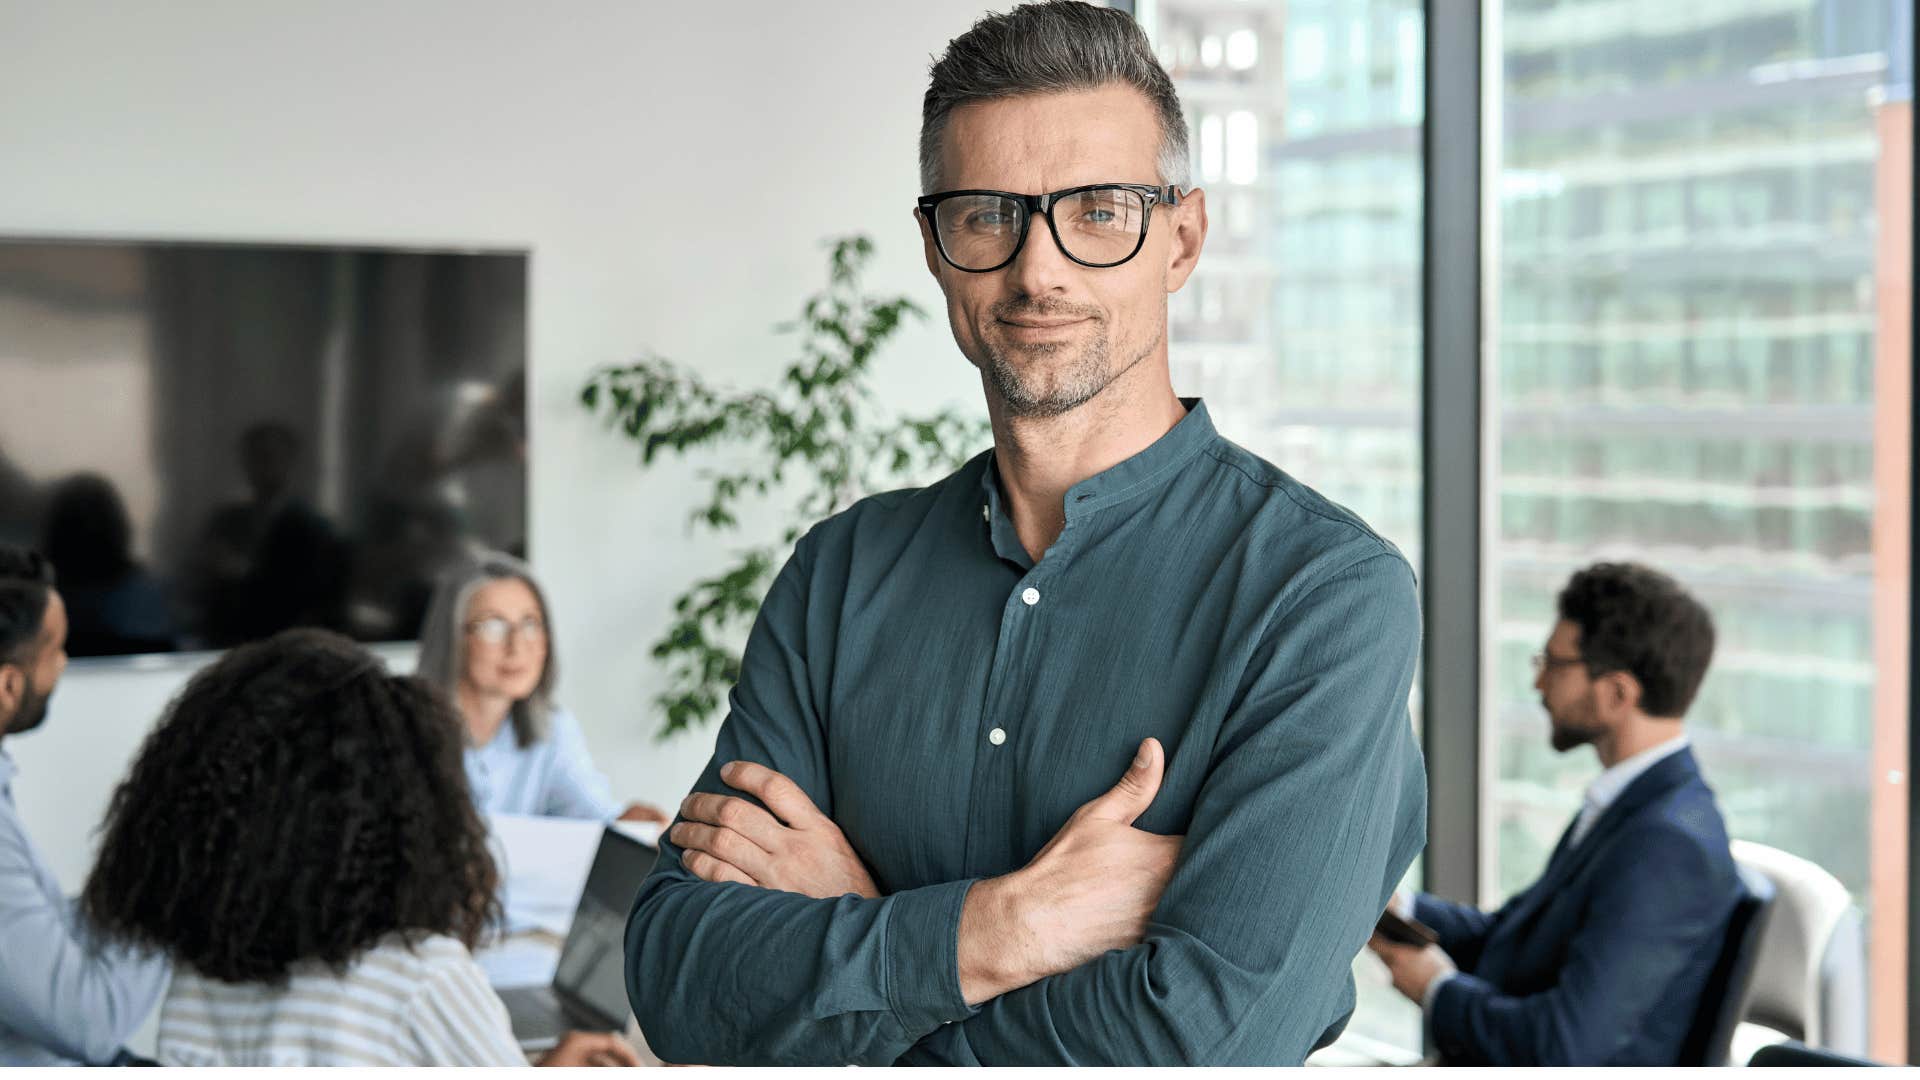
466, 616, 545, 646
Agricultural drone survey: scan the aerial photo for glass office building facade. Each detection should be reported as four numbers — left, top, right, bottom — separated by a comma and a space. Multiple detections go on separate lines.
1143, 0, 1429, 1052
1146, 0, 1912, 1055
1151, 0, 1425, 572
1491, 0, 1897, 889
1491, 0, 1911, 1052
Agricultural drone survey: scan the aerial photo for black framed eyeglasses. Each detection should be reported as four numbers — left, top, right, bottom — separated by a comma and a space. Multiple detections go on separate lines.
916, 183, 1181, 273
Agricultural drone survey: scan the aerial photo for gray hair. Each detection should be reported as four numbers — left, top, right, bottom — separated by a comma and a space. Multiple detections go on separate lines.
415, 551, 557, 749
919, 1, 1192, 194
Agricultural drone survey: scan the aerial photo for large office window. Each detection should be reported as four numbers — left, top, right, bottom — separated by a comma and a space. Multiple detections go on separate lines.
1141, 0, 1427, 1056
1144, 0, 1914, 1061
1487, 0, 1914, 1059
1149, 0, 1424, 566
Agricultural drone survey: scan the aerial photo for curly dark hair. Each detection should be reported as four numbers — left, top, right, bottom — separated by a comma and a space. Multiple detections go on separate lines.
1558, 562, 1716, 719
81, 628, 500, 983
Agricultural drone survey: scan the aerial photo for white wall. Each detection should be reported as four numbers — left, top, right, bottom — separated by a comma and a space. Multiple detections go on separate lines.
0, 0, 988, 889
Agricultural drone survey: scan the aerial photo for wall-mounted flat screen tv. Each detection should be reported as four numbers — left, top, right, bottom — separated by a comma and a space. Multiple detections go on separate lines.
0, 238, 528, 659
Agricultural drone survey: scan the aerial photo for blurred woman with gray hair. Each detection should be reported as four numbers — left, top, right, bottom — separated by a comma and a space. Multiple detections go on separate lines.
416, 552, 666, 824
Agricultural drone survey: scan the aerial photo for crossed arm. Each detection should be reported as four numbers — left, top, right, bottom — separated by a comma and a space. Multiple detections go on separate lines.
672, 742, 1181, 1007
623, 544, 1427, 1065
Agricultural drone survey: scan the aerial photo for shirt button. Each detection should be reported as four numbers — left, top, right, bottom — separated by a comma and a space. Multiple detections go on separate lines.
988, 727, 1006, 746
982, 503, 989, 522
1021, 587, 1040, 606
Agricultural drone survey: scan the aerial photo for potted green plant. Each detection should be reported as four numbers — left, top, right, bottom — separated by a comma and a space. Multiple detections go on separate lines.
582, 236, 989, 739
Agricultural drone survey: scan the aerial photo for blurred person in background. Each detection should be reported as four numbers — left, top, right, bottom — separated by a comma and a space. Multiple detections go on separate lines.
417, 553, 667, 825
1370, 562, 1739, 1066
39, 473, 176, 656
187, 421, 349, 646
0, 445, 36, 550
79, 627, 638, 1067
0, 543, 168, 1064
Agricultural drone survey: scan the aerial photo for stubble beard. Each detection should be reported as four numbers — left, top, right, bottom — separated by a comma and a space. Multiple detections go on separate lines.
980, 301, 1159, 420
5, 680, 48, 737
987, 344, 1109, 419
1547, 696, 1602, 754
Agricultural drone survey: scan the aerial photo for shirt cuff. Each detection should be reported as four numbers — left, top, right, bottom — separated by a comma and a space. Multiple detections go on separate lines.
883, 878, 979, 1036
1422, 970, 1456, 1016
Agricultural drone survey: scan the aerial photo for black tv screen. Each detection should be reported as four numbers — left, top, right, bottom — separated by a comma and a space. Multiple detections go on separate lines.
0, 238, 528, 658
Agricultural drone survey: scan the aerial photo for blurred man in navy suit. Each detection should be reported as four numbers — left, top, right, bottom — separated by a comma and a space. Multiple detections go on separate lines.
1369, 562, 1740, 1066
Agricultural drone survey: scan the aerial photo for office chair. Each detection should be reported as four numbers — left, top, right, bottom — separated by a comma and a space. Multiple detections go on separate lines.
1731, 840, 1869, 1057
1749, 1039, 1880, 1066
1677, 863, 1776, 1066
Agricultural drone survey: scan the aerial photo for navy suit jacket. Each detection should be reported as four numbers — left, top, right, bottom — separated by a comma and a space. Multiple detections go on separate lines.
1414, 748, 1740, 1066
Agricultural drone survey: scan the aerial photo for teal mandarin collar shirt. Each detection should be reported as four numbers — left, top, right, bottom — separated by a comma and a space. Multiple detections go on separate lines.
627, 399, 1427, 1065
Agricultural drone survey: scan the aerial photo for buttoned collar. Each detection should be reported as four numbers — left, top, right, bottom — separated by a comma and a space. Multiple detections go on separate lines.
978, 398, 1217, 566
0, 746, 15, 793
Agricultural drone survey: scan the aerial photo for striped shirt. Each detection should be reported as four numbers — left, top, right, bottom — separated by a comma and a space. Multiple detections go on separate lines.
157, 934, 525, 1067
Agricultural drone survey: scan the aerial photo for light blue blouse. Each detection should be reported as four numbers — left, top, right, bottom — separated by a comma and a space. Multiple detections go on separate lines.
462, 706, 619, 822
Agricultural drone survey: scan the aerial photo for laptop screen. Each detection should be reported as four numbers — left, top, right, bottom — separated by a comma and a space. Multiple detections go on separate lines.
551, 826, 659, 1025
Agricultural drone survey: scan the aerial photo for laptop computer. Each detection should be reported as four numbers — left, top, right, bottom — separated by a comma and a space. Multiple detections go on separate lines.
497, 825, 658, 1051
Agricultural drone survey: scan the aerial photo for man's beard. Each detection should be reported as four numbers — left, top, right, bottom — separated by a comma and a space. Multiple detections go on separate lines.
980, 300, 1126, 419
1547, 695, 1603, 753
6, 680, 48, 736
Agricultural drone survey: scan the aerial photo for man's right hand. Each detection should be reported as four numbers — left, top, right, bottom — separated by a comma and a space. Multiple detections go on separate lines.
957, 737, 1182, 1005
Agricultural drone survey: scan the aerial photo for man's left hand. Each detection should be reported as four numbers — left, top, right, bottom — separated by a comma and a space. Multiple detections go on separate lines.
669, 760, 880, 900
1367, 933, 1457, 1004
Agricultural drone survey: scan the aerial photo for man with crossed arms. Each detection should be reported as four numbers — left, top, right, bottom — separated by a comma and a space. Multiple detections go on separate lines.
623, 2, 1426, 1064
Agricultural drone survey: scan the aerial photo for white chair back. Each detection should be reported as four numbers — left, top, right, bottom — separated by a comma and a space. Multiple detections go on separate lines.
1730, 839, 1868, 1055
